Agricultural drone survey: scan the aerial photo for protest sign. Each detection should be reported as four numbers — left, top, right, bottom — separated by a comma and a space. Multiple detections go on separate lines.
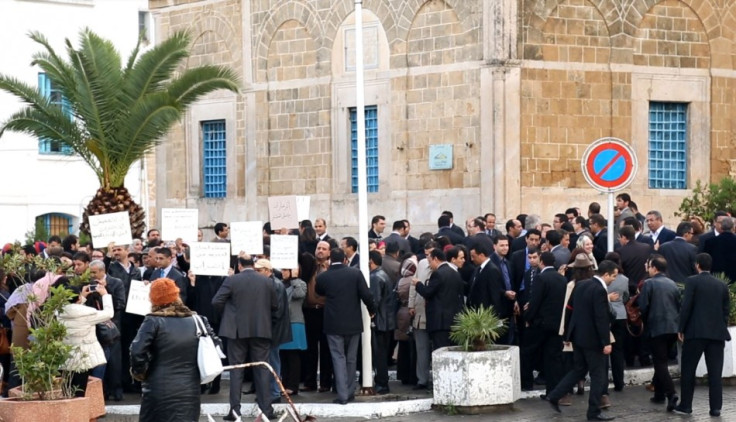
269, 235, 299, 269
126, 280, 151, 316
190, 242, 231, 276
268, 196, 299, 230
161, 208, 199, 242
296, 196, 310, 221
230, 221, 263, 255
88, 211, 133, 249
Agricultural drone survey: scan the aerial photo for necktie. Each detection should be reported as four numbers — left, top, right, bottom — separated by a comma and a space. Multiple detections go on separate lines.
158, 268, 165, 279
527, 269, 537, 295
500, 259, 511, 290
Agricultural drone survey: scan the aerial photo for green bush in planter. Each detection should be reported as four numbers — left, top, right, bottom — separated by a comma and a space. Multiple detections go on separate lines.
449, 305, 507, 352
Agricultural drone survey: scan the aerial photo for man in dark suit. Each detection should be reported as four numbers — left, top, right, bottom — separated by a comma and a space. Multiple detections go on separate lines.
617, 226, 651, 294
436, 214, 465, 245
659, 221, 697, 284
509, 229, 542, 293
646, 210, 676, 246
511, 215, 542, 254
548, 229, 571, 269
152, 246, 188, 303
589, 214, 609, 264
696, 211, 729, 253
547, 260, 618, 421
441, 210, 465, 238
703, 216, 736, 282
522, 252, 567, 396
383, 220, 411, 255
675, 254, 732, 417
340, 236, 360, 268
212, 255, 278, 421
466, 241, 511, 329
412, 248, 466, 350
402, 219, 422, 255
368, 215, 386, 240
464, 217, 493, 250
316, 248, 376, 405
621, 216, 654, 247
505, 218, 523, 242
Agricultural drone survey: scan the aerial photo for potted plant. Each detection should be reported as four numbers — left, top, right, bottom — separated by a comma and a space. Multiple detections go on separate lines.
432, 305, 520, 413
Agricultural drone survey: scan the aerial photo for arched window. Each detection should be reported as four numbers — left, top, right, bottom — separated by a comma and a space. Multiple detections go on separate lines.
36, 213, 74, 237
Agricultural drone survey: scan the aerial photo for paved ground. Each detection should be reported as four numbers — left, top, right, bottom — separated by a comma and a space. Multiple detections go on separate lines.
104, 382, 735, 421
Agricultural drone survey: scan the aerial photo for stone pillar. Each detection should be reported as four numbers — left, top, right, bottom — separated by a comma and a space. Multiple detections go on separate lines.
241, 0, 258, 219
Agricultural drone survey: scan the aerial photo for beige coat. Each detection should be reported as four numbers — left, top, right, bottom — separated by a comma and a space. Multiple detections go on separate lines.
58, 294, 114, 372
408, 258, 432, 330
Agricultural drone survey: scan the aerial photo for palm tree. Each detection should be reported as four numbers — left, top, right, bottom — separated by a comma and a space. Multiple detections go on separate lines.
0, 29, 239, 238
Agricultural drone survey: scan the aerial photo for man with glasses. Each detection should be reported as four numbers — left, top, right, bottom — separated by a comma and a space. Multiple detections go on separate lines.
658, 222, 697, 284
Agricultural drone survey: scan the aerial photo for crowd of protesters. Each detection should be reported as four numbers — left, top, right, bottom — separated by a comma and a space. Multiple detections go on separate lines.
0, 196, 733, 421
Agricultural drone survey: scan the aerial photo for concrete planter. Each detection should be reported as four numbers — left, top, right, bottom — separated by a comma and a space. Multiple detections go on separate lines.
8, 377, 103, 421
0, 396, 89, 422
432, 345, 520, 411
696, 326, 736, 378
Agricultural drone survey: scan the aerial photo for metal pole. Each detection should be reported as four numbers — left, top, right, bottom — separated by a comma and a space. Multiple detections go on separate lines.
607, 192, 614, 252
354, 0, 373, 391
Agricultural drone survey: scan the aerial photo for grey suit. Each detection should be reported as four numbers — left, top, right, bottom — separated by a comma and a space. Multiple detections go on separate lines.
659, 238, 697, 284
212, 268, 278, 418
383, 232, 412, 255
550, 245, 571, 270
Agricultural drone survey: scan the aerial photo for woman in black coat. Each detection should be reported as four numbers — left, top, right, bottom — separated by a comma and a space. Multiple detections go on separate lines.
130, 278, 221, 422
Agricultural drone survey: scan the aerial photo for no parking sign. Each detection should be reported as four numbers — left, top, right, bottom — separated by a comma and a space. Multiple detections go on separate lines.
581, 137, 638, 193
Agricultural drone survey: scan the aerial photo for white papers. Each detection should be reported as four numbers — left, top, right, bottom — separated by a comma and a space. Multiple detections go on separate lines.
269, 235, 299, 269
296, 196, 310, 222
161, 208, 199, 242
189, 242, 231, 276
230, 221, 263, 255
88, 211, 133, 249
125, 280, 151, 316
268, 196, 299, 230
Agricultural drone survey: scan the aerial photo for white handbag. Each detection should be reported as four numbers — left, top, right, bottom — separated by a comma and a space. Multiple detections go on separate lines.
194, 314, 225, 384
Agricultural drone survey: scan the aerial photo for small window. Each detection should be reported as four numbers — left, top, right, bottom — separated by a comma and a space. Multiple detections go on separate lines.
37, 213, 73, 237
139, 11, 150, 43
201, 120, 227, 198
648, 102, 687, 189
349, 106, 378, 193
38, 73, 73, 155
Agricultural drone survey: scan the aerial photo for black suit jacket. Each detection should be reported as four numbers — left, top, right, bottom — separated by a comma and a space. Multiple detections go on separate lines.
509, 248, 527, 293
165, 267, 188, 304
659, 238, 696, 283
466, 260, 511, 319
524, 267, 568, 331
436, 227, 465, 245
636, 233, 654, 247
704, 231, 736, 283
348, 253, 360, 268
697, 230, 716, 253
212, 268, 277, 339
316, 264, 376, 335
510, 235, 527, 254
415, 263, 465, 333
654, 227, 676, 245
618, 240, 651, 288
565, 278, 611, 350
592, 231, 608, 264
679, 271, 731, 341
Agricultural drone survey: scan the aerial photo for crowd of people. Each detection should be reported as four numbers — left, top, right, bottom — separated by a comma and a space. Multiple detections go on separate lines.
0, 196, 733, 422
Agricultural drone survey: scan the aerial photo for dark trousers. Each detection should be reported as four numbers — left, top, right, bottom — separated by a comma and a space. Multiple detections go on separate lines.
371, 330, 391, 388
650, 333, 677, 398
67, 370, 90, 398
610, 319, 626, 389
279, 349, 302, 393
679, 338, 725, 412
520, 326, 563, 394
396, 339, 417, 385
326, 333, 360, 402
228, 337, 273, 416
549, 345, 607, 419
430, 330, 452, 350
120, 314, 144, 392
103, 340, 122, 397
302, 307, 333, 389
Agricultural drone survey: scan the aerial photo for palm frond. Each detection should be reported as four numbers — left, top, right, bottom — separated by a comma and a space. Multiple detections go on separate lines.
168, 65, 241, 106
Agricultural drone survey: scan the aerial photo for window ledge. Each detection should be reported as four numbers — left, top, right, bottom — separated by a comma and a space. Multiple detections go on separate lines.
37, 153, 83, 162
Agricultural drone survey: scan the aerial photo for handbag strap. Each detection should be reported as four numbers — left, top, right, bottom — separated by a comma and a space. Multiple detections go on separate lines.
193, 314, 208, 338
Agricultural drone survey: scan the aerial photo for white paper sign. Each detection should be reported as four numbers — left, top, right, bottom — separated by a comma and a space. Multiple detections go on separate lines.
270, 235, 299, 269
88, 211, 133, 249
126, 280, 151, 316
268, 196, 299, 230
190, 242, 231, 276
230, 221, 263, 255
296, 196, 310, 222
161, 208, 199, 242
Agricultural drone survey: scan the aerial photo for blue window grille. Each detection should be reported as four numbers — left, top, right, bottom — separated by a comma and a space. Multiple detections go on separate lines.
349, 105, 378, 193
202, 120, 227, 198
37, 213, 73, 236
38, 73, 73, 154
648, 102, 688, 189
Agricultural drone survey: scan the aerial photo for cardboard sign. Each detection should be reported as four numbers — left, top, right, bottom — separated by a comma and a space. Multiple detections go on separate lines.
190, 242, 231, 276
268, 196, 299, 230
296, 196, 310, 222
269, 235, 299, 269
125, 280, 151, 316
230, 221, 263, 255
88, 211, 133, 249
161, 208, 199, 242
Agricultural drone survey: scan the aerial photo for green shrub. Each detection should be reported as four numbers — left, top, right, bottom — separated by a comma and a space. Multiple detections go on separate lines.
676, 177, 736, 224
449, 305, 507, 352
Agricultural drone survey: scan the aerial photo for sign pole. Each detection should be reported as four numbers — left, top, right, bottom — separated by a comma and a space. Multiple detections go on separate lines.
607, 192, 614, 253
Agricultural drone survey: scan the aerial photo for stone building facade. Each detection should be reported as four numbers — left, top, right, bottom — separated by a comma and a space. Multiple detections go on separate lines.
148, 0, 736, 233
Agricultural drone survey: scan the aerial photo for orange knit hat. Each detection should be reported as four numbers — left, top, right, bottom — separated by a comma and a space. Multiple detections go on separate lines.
149, 278, 180, 307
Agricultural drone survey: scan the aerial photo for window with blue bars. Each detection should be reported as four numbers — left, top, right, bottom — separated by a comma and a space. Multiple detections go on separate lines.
349, 105, 378, 193
38, 73, 73, 155
37, 213, 73, 237
202, 120, 227, 198
648, 102, 688, 189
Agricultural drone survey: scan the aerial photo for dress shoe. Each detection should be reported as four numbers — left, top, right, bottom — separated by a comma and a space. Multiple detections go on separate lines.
333, 398, 348, 405
348, 394, 355, 402
710, 409, 721, 417
577, 380, 585, 395
548, 398, 561, 413
650, 396, 665, 404
599, 395, 611, 409
613, 385, 623, 392
412, 384, 428, 390
666, 394, 678, 412
587, 415, 615, 421
375, 387, 390, 395
672, 406, 692, 416
559, 394, 573, 406
645, 383, 655, 392
223, 409, 242, 422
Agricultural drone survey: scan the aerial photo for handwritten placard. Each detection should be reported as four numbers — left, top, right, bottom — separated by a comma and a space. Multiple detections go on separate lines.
268, 196, 299, 230
89, 211, 133, 249
270, 235, 299, 269
126, 280, 151, 316
296, 196, 310, 222
190, 242, 231, 276
161, 208, 199, 242
230, 221, 263, 255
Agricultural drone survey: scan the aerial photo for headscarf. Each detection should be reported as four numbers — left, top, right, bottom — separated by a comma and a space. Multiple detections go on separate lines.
401, 256, 418, 278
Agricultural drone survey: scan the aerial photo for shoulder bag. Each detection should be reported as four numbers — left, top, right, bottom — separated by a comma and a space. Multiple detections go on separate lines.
194, 314, 224, 384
